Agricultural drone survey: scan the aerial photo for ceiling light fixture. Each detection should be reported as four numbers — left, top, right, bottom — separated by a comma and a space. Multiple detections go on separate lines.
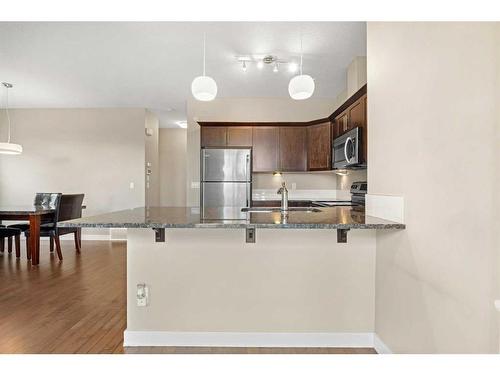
288, 31, 315, 100
191, 33, 217, 101
176, 120, 188, 128
288, 62, 298, 73
257, 60, 264, 69
0, 82, 23, 155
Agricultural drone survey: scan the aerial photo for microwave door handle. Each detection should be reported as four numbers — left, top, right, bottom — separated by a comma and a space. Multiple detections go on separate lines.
344, 137, 352, 163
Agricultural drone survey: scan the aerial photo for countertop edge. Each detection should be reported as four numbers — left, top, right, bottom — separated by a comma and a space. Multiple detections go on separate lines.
58, 222, 405, 230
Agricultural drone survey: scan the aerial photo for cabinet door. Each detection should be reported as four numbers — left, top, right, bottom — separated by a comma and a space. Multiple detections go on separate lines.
335, 111, 349, 134
252, 127, 279, 172
348, 98, 365, 130
279, 127, 307, 172
227, 126, 253, 146
307, 122, 332, 171
201, 127, 227, 147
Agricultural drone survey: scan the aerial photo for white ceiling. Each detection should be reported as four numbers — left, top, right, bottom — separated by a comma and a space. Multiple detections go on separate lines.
0, 22, 366, 128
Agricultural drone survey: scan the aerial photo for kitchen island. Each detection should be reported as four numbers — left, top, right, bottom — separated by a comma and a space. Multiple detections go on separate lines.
59, 206, 404, 348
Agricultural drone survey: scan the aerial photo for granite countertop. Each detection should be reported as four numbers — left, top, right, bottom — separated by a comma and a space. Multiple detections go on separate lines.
58, 206, 405, 230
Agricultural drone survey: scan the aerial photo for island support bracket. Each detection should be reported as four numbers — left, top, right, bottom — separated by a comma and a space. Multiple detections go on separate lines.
153, 228, 165, 242
246, 227, 256, 243
337, 228, 349, 243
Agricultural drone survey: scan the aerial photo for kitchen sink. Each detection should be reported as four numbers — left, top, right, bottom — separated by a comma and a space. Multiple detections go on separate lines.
241, 207, 322, 213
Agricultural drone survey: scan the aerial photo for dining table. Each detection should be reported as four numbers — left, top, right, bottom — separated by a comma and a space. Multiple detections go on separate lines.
0, 205, 55, 265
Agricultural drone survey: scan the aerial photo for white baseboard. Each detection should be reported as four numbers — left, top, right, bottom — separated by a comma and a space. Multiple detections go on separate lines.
373, 334, 392, 354
123, 331, 375, 348
39, 234, 112, 241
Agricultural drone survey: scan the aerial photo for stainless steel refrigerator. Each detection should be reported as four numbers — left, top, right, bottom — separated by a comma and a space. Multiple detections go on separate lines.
200, 148, 252, 220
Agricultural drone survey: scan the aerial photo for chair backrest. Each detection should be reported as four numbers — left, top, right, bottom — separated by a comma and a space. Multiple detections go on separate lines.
34, 193, 61, 210
34, 193, 62, 226
58, 194, 85, 222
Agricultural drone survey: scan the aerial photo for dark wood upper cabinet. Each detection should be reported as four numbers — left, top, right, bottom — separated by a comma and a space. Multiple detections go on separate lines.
347, 96, 365, 130
307, 122, 332, 171
335, 111, 349, 134
227, 126, 253, 146
252, 127, 279, 172
279, 127, 307, 172
199, 85, 367, 172
200, 126, 227, 147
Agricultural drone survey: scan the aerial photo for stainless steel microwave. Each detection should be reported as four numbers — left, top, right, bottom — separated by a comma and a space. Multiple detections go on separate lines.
332, 127, 361, 169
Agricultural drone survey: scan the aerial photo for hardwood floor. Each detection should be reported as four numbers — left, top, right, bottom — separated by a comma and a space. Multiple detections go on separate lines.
0, 240, 375, 354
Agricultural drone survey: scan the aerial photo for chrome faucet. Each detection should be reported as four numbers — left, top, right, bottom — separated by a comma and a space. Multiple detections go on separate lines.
277, 181, 289, 212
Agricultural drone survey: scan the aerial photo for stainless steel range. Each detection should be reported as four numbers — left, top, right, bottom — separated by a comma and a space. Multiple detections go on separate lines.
313, 181, 367, 207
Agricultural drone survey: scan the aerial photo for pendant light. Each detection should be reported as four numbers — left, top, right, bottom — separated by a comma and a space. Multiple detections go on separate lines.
0, 82, 22, 155
191, 33, 218, 101
288, 31, 315, 100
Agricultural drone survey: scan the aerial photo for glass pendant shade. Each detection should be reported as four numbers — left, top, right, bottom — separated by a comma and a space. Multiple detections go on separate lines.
191, 76, 218, 101
288, 74, 315, 100
0, 142, 23, 155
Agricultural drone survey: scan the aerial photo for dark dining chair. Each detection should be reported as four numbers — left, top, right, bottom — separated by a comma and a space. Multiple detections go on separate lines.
55, 194, 85, 253
0, 227, 22, 257
25, 193, 63, 260
9, 192, 62, 232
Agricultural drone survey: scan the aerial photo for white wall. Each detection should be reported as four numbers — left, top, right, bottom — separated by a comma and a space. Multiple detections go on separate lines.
145, 110, 160, 206
159, 128, 187, 206
186, 97, 338, 206
0, 108, 146, 236
253, 172, 337, 190
368, 22, 499, 353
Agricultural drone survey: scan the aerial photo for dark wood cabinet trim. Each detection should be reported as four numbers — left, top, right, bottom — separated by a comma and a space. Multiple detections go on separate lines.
328, 84, 367, 121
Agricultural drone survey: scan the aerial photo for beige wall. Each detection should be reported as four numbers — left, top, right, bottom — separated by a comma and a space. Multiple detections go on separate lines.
0, 108, 146, 236
145, 110, 160, 206
186, 97, 338, 206
159, 128, 187, 206
368, 22, 499, 353
127, 228, 376, 333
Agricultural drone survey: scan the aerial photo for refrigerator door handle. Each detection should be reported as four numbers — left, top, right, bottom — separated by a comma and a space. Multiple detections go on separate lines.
246, 183, 249, 207
246, 153, 250, 182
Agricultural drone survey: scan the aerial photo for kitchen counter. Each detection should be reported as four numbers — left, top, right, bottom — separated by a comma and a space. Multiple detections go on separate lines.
58, 206, 405, 230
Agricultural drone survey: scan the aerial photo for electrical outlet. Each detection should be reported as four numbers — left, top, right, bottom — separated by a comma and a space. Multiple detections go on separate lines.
137, 283, 149, 307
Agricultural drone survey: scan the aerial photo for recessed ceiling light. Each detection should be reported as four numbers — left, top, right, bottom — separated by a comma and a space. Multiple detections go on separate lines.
165, 108, 173, 112
288, 62, 298, 73
257, 61, 264, 69
176, 121, 187, 128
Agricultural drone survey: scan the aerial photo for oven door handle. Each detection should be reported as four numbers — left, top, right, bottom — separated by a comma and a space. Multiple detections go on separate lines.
344, 137, 353, 163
